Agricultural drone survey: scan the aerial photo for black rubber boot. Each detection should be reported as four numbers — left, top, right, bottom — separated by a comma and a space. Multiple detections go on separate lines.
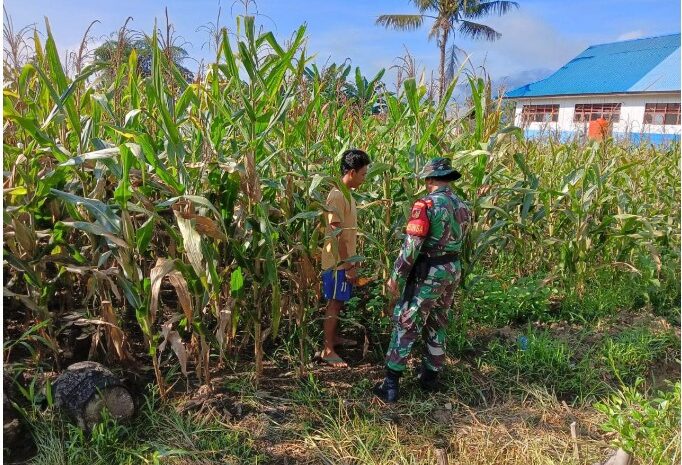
373, 368, 401, 403
417, 365, 440, 392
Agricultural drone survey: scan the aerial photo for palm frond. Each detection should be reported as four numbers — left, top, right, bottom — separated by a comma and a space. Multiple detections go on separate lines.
428, 22, 440, 41
458, 20, 501, 41
446, 43, 467, 84
464, 0, 519, 19
410, 0, 439, 13
376, 14, 425, 31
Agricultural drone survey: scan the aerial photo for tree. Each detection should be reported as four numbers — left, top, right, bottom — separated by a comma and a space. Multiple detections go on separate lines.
93, 12, 194, 85
303, 62, 386, 115
93, 32, 194, 83
377, 0, 518, 100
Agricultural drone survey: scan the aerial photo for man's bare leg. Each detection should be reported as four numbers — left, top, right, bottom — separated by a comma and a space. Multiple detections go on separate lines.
321, 299, 347, 367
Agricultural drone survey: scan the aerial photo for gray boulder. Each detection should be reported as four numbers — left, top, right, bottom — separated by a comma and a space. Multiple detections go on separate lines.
53, 361, 134, 430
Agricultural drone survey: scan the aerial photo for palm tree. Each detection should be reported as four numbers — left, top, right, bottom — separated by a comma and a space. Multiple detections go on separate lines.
377, 0, 518, 100
93, 12, 194, 85
93, 33, 193, 83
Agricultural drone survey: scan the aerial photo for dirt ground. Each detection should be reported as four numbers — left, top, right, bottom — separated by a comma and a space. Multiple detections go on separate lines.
4, 306, 679, 464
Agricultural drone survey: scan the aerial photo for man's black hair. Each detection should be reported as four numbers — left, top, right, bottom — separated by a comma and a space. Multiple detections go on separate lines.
341, 149, 370, 175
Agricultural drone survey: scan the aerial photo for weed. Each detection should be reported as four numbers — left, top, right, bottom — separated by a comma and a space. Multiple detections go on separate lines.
479, 329, 603, 401
599, 326, 679, 386
462, 273, 554, 326
290, 373, 327, 406
595, 380, 680, 465
26, 389, 262, 465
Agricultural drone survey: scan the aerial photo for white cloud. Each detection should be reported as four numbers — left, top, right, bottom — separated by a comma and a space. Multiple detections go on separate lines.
460, 11, 589, 77
617, 30, 645, 41
437, 10, 593, 95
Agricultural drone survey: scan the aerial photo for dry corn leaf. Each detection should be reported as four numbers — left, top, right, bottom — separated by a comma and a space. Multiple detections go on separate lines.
176, 211, 227, 242
150, 258, 176, 322
216, 293, 234, 354
101, 300, 129, 362
12, 218, 36, 256
159, 316, 188, 376
174, 211, 205, 280
193, 215, 228, 241
168, 269, 194, 322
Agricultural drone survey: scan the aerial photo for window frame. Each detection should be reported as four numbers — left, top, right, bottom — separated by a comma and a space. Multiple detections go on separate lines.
573, 103, 622, 123
520, 104, 560, 124
643, 103, 680, 126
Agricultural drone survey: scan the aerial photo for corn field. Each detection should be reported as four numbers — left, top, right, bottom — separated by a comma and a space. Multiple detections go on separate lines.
3, 16, 680, 399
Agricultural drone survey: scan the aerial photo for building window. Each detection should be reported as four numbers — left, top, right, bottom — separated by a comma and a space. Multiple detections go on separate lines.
574, 103, 621, 122
643, 103, 681, 125
521, 104, 559, 124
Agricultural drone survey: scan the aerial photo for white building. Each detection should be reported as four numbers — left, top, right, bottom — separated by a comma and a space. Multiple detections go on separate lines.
505, 34, 680, 144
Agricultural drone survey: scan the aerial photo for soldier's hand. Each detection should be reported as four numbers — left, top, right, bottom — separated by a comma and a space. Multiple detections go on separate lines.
386, 278, 399, 296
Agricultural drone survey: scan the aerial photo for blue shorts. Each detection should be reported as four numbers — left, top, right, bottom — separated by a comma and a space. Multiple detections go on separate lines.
322, 269, 352, 302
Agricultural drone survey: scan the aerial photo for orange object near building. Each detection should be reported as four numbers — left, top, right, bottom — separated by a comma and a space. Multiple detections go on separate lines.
588, 117, 610, 140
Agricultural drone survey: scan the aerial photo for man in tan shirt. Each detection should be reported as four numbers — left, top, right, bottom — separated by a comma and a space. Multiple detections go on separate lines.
319, 149, 370, 367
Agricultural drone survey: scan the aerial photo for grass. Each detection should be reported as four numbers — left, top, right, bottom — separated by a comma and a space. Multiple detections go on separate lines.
599, 326, 679, 386
459, 261, 680, 329
302, 388, 609, 465
558, 264, 680, 324
299, 313, 680, 465
478, 329, 603, 401
461, 272, 554, 326
25, 389, 264, 465
10, 305, 679, 465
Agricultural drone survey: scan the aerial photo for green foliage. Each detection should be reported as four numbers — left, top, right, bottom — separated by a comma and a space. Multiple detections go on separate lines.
462, 273, 554, 325
473, 322, 680, 405
290, 373, 327, 406
3, 13, 679, 400
599, 327, 678, 386
26, 389, 262, 465
595, 380, 680, 465
479, 330, 602, 400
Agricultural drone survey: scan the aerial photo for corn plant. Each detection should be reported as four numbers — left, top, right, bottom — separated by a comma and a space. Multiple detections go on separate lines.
3, 15, 679, 393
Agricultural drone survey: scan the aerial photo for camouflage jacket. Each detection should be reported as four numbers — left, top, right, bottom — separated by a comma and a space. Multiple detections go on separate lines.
390, 186, 471, 282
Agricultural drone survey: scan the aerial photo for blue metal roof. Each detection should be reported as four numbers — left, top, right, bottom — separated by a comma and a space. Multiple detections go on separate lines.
506, 33, 681, 98
629, 47, 680, 92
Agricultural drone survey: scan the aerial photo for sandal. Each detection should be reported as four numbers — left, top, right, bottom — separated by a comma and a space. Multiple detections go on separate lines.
313, 352, 348, 367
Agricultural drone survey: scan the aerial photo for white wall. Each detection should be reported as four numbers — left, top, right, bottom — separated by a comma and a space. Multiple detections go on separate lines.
512, 92, 681, 137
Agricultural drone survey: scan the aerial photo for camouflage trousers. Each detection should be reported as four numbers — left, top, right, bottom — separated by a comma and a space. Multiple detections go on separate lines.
385, 263, 460, 373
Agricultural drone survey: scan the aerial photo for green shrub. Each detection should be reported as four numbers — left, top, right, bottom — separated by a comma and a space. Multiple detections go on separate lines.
595, 380, 680, 465
462, 274, 554, 326
558, 265, 673, 322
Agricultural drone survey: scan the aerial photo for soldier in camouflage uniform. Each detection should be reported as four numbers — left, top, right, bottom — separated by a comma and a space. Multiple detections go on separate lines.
374, 157, 471, 403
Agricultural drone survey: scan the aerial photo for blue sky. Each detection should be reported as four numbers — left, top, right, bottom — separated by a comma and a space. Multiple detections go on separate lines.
4, 0, 680, 93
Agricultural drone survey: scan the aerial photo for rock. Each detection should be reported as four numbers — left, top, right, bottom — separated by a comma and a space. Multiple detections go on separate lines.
53, 361, 134, 430
602, 448, 632, 465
